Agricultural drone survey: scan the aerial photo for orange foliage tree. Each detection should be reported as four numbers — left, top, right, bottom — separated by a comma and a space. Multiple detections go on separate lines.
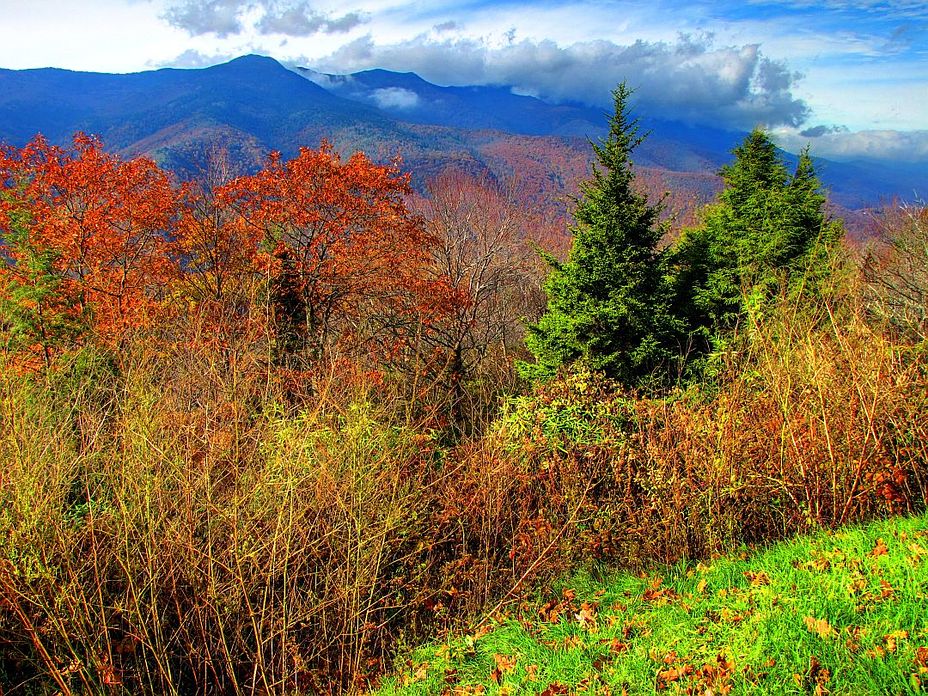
173, 152, 265, 327
1, 135, 457, 379
0, 134, 178, 358
222, 142, 452, 368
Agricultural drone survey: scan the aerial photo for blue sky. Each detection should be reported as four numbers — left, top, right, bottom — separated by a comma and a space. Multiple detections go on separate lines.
0, 0, 925, 161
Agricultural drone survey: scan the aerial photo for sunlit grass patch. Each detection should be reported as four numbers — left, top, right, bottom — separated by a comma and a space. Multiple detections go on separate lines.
377, 513, 928, 695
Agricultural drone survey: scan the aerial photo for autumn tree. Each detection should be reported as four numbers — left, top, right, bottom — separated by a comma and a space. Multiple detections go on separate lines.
174, 149, 264, 321
863, 200, 928, 340
0, 134, 178, 357
520, 84, 681, 387
414, 171, 541, 422
223, 142, 449, 368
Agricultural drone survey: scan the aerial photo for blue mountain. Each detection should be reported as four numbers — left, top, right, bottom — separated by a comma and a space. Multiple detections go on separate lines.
0, 54, 920, 212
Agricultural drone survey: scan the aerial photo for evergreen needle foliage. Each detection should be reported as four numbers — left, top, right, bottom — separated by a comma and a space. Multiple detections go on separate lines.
0, 194, 81, 367
672, 129, 844, 339
520, 84, 680, 388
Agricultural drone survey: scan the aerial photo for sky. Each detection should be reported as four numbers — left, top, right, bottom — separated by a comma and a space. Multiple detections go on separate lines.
0, 0, 925, 162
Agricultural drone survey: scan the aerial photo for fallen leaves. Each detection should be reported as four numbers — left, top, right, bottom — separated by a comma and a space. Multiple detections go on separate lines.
884, 630, 909, 654
525, 664, 540, 682
916, 646, 928, 668
805, 616, 837, 640
538, 598, 563, 623
447, 686, 486, 696
743, 570, 771, 587
490, 653, 517, 684
794, 655, 831, 695
605, 638, 630, 655
404, 521, 927, 696
656, 663, 694, 687
641, 576, 680, 605
402, 661, 430, 686
575, 602, 598, 630
870, 538, 889, 558
654, 652, 734, 694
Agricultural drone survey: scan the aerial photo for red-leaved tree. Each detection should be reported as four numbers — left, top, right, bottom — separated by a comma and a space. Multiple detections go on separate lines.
0, 134, 178, 357
222, 142, 454, 368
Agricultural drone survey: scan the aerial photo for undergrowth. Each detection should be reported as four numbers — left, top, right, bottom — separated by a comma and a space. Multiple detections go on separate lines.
1, 292, 926, 694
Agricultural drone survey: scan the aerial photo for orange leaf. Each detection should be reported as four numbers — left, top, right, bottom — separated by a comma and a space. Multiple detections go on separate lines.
804, 616, 836, 639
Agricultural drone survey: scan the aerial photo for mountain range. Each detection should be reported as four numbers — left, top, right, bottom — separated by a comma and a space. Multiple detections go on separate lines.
0, 54, 922, 234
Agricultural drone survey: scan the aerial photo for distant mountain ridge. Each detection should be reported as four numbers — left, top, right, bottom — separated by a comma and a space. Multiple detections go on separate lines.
296, 66, 612, 138
0, 54, 920, 218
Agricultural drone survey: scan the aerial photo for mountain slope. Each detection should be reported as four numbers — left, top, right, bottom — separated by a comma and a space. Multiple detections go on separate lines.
299, 65, 923, 210
0, 55, 441, 174
297, 66, 611, 138
0, 55, 920, 214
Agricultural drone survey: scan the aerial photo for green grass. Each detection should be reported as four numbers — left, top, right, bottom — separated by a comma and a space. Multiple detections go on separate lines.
375, 514, 928, 695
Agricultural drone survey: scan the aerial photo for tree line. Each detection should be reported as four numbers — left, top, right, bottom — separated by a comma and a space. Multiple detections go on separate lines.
0, 86, 854, 406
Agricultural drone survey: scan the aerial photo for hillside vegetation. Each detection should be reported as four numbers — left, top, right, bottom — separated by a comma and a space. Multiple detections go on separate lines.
1, 87, 926, 694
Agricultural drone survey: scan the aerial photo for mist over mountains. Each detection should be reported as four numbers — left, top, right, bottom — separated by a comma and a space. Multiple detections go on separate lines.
0, 54, 922, 218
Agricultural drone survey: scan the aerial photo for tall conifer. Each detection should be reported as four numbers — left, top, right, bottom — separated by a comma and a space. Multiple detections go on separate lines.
520, 84, 679, 387
672, 129, 843, 335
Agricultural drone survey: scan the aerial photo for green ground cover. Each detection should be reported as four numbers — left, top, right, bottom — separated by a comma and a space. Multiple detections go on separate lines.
377, 513, 928, 695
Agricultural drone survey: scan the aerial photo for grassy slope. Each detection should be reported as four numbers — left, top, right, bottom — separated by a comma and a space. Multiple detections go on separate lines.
376, 514, 928, 695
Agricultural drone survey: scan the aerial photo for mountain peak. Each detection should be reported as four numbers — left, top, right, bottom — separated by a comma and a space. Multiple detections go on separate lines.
222, 54, 282, 68
205, 54, 295, 79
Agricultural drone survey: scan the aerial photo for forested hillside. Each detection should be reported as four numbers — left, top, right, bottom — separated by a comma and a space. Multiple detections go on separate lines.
1, 55, 922, 234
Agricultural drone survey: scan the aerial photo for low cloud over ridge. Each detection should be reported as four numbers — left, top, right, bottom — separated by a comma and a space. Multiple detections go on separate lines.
370, 87, 420, 110
316, 33, 811, 130
775, 127, 928, 163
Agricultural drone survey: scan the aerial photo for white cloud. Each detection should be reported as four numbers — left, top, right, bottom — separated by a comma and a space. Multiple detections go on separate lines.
370, 87, 420, 110
773, 126, 928, 162
163, 0, 368, 38
318, 33, 810, 129
0, 0, 921, 138
163, 0, 247, 37
256, 3, 368, 36
163, 48, 239, 68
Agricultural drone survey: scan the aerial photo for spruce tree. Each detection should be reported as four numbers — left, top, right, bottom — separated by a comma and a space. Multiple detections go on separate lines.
0, 194, 82, 367
520, 84, 680, 387
781, 148, 844, 296
671, 129, 843, 336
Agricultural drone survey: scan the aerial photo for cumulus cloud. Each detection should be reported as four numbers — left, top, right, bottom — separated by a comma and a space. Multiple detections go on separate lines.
163, 0, 246, 37
317, 33, 810, 129
370, 87, 420, 110
256, 2, 367, 36
774, 127, 928, 162
163, 0, 367, 38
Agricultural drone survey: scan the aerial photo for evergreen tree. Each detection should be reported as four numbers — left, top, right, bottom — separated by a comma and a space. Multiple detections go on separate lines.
781, 148, 844, 295
0, 195, 83, 367
520, 84, 680, 387
671, 129, 843, 337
